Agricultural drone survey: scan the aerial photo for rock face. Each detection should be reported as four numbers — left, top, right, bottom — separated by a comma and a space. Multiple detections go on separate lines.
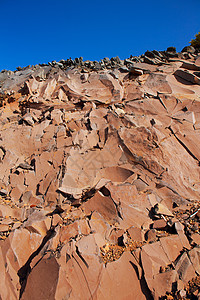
0, 48, 200, 300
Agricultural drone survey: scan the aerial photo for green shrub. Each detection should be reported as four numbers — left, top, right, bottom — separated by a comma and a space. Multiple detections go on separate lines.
190, 32, 200, 49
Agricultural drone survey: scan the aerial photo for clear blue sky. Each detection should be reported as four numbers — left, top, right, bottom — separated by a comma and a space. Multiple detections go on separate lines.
0, 0, 200, 71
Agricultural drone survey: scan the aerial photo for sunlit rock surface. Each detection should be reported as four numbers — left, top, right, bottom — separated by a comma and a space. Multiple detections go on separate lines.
0, 48, 200, 299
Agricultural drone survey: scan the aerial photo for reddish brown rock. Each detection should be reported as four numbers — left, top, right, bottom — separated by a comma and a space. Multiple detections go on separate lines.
144, 73, 172, 96
153, 270, 178, 299
127, 226, 144, 242
0, 50, 200, 299
174, 69, 200, 85
191, 233, 200, 245
82, 191, 119, 224
95, 252, 147, 300
145, 229, 157, 243
124, 82, 144, 101
23, 210, 51, 236
89, 211, 111, 246
152, 219, 167, 230
56, 235, 103, 300
188, 247, 200, 274
195, 56, 200, 66
160, 235, 183, 261
175, 252, 196, 284
141, 241, 171, 294
108, 228, 124, 244
60, 219, 90, 243
107, 183, 151, 228
175, 221, 191, 249
21, 254, 59, 300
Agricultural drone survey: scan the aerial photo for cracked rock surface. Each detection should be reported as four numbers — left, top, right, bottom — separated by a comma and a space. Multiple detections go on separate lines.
0, 49, 200, 300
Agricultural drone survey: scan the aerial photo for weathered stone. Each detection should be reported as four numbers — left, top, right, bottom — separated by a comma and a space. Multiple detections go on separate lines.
0, 189, 8, 196
174, 69, 200, 85
181, 46, 196, 54
152, 219, 167, 230
188, 246, 200, 274
108, 228, 124, 244
191, 233, 200, 245
82, 192, 119, 225
144, 73, 172, 95
181, 61, 200, 71
23, 210, 51, 236
95, 252, 146, 299
175, 222, 191, 249
160, 235, 183, 261
153, 203, 174, 217
129, 67, 143, 75
195, 55, 200, 66
127, 226, 144, 242
0, 49, 200, 299
145, 229, 157, 242
144, 56, 157, 65
0, 223, 9, 231
22, 113, 34, 126
21, 254, 59, 300
141, 241, 171, 294
167, 47, 177, 53
60, 219, 90, 243
175, 252, 196, 284
153, 270, 178, 299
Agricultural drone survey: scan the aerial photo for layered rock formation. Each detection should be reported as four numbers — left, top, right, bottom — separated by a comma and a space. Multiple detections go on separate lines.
0, 47, 200, 300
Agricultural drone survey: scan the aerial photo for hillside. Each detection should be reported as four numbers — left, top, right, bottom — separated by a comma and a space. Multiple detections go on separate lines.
0, 46, 200, 300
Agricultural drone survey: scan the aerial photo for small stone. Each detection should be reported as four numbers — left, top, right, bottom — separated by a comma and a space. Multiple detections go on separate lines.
0, 189, 8, 196
181, 46, 195, 54
167, 46, 176, 53
18, 162, 34, 170
127, 227, 144, 242
178, 289, 186, 298
144, 56, 156, 65
22, 113, 34, 126
0, 224, 9, 231
144, 50, 156, 59
129, 68, 143, 75
195, 56, 200, 67
145, 229, 157, 242
152, 219, 167, 230
174, 69, 200, 85
153, 203, 174, 217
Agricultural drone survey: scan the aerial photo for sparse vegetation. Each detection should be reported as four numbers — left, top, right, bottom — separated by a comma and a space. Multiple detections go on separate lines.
190, 32, 200, 49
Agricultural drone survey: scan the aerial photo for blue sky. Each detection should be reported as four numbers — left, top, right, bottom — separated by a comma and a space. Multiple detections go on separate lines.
0, 0, 200, 71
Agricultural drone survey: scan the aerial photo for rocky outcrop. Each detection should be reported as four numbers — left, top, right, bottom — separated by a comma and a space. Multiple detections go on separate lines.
0, 48, 200, 299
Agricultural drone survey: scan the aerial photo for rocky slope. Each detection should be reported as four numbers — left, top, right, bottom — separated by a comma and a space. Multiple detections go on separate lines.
0, 46, 200, 300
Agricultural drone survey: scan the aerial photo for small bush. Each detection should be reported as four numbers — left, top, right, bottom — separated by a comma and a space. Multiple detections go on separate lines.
190, 32, 200, 49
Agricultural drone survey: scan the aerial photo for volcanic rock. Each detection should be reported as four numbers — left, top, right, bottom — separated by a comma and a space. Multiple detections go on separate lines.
0, 48, 200, 299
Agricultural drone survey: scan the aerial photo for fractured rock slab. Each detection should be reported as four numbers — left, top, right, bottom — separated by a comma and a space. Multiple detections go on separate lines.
0, 49, 200, 300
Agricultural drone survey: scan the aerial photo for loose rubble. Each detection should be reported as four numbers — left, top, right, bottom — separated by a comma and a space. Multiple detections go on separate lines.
0, 46, 200, 299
